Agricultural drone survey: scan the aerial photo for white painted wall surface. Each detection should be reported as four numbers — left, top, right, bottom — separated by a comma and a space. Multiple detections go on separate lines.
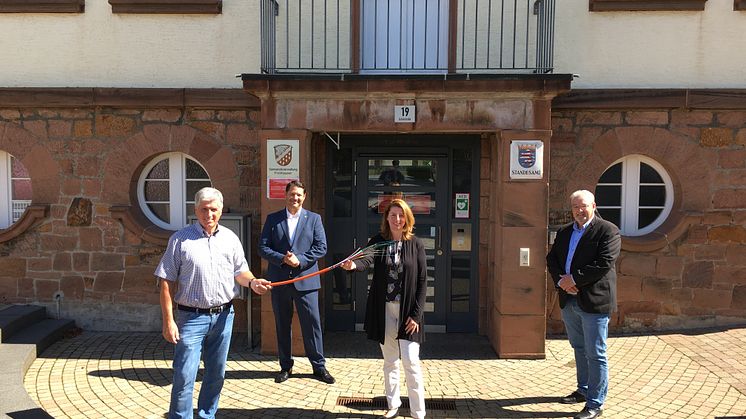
0, 0, 260, 88
0, 0, 744, 89
554, 0, 746, 88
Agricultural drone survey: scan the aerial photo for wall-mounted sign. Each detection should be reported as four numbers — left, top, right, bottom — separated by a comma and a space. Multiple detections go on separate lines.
455, 193, 470, 218
510, 140, 544, 179
394, 105, 416, 123
267, 139, 299, 199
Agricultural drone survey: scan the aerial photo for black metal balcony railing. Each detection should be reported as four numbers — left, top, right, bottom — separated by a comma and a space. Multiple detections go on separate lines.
260, 0, 555, 75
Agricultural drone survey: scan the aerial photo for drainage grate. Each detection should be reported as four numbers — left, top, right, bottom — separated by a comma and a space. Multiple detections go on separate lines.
336, 396, 457, 411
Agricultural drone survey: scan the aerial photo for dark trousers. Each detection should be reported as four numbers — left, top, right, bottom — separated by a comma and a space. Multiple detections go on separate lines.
270, 285, 326, 371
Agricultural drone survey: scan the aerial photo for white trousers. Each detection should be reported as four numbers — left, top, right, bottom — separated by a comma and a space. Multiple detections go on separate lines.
380, 301, 426, 419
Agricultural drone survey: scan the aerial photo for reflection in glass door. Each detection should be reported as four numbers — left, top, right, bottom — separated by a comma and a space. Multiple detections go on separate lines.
355, 154, 448, 330
324, 137, 480, 334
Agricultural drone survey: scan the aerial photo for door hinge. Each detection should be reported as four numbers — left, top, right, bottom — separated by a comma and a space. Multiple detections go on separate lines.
353, 161, 357, 186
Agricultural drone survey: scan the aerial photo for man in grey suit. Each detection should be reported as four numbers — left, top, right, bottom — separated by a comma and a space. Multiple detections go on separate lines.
258, 180, 335, 384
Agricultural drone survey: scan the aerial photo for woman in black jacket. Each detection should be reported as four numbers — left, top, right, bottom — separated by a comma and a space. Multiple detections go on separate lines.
342, 198, 427, 419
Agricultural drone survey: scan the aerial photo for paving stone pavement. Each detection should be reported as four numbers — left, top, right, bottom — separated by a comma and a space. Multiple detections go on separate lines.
23, 327, 746, 418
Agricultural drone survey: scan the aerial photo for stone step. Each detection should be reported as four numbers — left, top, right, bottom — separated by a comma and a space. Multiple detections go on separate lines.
4, 318, 76, 357
0, 305, 47, 343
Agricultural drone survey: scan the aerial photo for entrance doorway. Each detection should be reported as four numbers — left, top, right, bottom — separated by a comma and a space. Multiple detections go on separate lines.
325, 135, 479, 333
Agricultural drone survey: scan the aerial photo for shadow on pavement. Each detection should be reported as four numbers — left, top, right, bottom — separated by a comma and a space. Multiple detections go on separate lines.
7, 408, 54, 419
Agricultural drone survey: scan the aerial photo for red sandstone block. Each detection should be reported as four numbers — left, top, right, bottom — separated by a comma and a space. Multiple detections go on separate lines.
226, 124, 254, 146
188, 110, 215, 121
714, 266, 746, 285
716, 111, 746, 128
619, 253, 657, 277
22, 120, 47, 140
123, 267, 158, 292
576, 111, 621, 126
0, 109, 21, 120
0, 260, 26, 276
61, 178, 81, 196
91, 252, 124, 271
93, 271, 124, 293
737, 129, 746, 146
217, 110, 247, 122
35, 280, 60, 301
492, 312, 545, 358
53, 252, 72, 271
142, 109, 182, 122
40, 234, 78, 252
60, 275, 85, 299
190, 121, 225, 141
27, 257, 52, 272
48, 120, 72, 138
617, 275, 643, 301
75, 156, 101, 177
642, 277, 674, 302
732, 285, 746, 309
0, 277, 18, 299
693, 244, 728, 260
656, 256, 684, 278
708, 225, 746, 243
718, 150, 746, 169
625, 111, 669, 126
95, 114, 136, 137
701, 128, 734, 147
73, 253, 90, 272
692, 289, 732, 309
726, 245, 746, 265
82, 179, 101, 198
78, 228, 103, 251
683, 261, 714, 289
671, 110, 713, 126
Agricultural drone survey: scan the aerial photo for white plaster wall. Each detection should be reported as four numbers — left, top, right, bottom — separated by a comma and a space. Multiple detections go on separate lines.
1, 0, 744, 88
0, 0, 260, 88
554, 0, 746, 88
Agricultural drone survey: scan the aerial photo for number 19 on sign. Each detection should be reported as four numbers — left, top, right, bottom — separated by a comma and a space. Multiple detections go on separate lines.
394, 105, 416, 123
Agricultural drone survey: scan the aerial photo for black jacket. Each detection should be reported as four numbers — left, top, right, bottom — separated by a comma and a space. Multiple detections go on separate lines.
354, 234, 427, 344
546, 215, 621, 314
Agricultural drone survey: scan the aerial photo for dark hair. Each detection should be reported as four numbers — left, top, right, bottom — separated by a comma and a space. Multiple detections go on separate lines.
285, 180, 306, 194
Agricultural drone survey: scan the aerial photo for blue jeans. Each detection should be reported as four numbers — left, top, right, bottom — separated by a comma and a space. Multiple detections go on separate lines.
169, 307, 234, 419
561, 298, 609, 409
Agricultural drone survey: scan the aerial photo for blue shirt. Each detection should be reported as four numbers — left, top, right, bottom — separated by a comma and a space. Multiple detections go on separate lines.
155, 223, 248, 309
565, 217, 592, 276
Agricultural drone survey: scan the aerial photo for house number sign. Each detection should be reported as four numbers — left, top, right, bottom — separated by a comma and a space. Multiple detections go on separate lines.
394, 105, 416, 123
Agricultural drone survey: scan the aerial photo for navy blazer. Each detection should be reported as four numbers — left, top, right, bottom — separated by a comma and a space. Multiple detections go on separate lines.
258, 208, 328, 291
546, 214, 621, 314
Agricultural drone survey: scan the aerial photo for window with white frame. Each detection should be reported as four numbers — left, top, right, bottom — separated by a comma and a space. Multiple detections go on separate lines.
0, 151, 32, 229
595, 155, 673, 237
137, 153, 212, 230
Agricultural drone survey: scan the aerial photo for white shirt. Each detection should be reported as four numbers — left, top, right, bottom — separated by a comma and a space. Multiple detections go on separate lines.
286, 208, 302, 242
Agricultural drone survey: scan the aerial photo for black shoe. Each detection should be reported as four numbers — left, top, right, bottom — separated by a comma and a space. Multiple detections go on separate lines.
574, 407, 602, 419
312, 368, 335, 384
560, 391, 587, 404
275, 369, 291, 383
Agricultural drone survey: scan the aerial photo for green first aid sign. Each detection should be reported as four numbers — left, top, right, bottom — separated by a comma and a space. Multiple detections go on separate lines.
455, 193, 469, 218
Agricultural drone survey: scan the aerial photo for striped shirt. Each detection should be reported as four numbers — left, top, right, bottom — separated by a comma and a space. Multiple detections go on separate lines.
155, 223, 248, 309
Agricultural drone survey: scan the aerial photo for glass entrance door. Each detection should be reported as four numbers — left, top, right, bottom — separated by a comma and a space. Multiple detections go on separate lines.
324, 136, 480, 333
354, 152, 449, 330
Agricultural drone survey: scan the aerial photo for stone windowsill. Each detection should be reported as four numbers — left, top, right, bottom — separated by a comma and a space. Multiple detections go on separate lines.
589, 0, 708, 11
0, 0, 84, 13
108, 0, 222, 14
110, 205, 171, 246
0, 205, 49, 243
621, 213, 701, 252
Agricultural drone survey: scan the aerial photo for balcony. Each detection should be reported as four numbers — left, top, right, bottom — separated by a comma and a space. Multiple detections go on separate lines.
259, 0, 556, 75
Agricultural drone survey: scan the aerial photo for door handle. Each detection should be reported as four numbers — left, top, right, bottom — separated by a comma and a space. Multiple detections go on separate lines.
436, 226, 443, 256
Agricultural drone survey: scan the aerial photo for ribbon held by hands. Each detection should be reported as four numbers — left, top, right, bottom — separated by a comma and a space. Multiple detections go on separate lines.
270, 240, 395, 287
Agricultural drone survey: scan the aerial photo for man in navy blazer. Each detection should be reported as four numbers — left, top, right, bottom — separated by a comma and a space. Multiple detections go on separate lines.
546, 190, 621, 419
258, 180, 335, 384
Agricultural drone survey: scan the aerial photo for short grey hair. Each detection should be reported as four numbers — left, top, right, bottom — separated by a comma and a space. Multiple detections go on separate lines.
195, 187, 223, 207
569, 189, 595, 204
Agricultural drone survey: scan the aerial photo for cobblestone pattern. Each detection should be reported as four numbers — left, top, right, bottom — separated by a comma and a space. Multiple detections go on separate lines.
24, 329, 746, 418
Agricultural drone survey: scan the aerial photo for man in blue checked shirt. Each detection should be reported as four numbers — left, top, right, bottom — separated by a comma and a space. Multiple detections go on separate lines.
156, 187, 271, 419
